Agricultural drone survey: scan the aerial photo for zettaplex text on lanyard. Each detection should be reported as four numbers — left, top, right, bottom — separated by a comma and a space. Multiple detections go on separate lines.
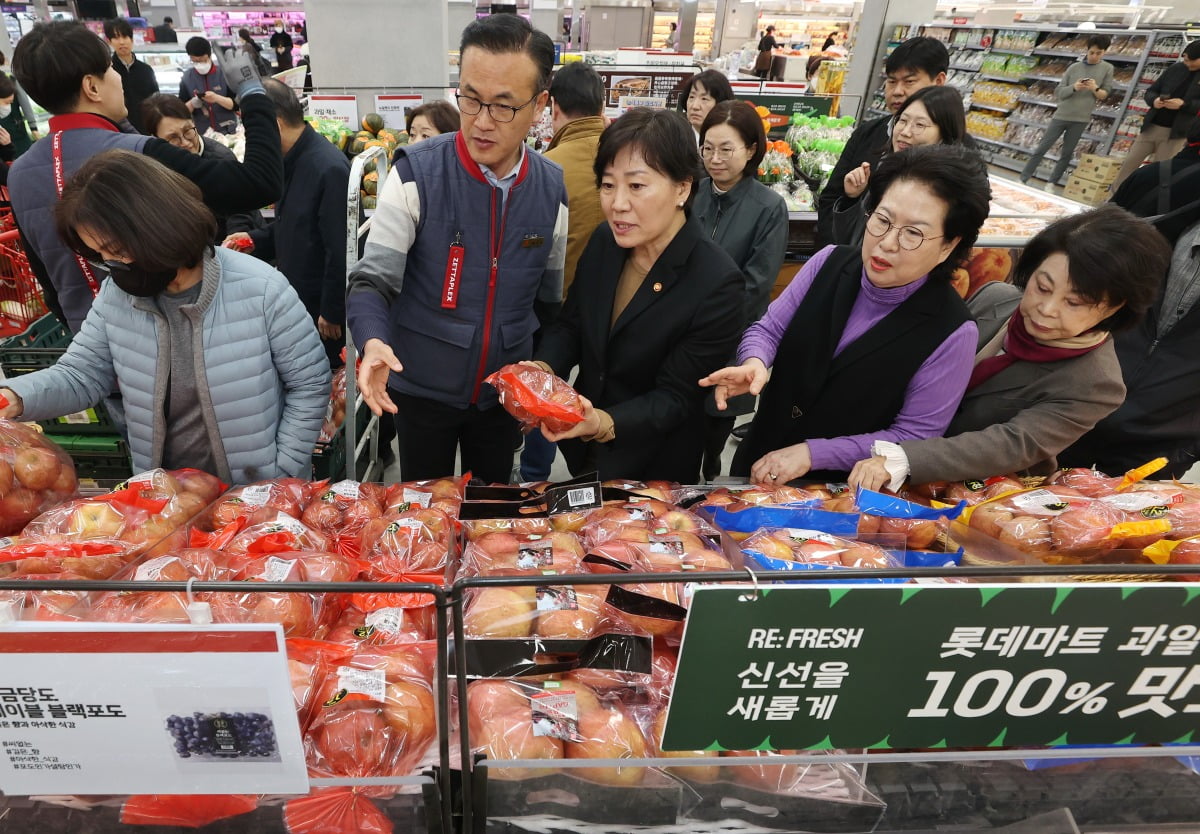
51, 132, 102, 297
443, 232, 465, 309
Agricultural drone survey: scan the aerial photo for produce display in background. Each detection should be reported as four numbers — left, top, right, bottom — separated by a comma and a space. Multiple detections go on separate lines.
204, 125, 246, 161
785, 113, 853, 198
307, 117, 353, 151
756, 140, 796, 185
0, 421, 78, 535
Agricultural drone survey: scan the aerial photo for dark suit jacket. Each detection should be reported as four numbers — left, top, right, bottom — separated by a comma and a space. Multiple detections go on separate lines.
1143, 61, 1200, 138
536, 217, 743, 483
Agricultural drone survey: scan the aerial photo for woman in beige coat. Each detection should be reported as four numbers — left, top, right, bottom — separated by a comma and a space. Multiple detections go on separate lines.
849, 206, 1170, 490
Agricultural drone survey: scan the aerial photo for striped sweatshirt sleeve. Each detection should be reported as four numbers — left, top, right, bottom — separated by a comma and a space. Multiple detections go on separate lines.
346, 160, 422, 349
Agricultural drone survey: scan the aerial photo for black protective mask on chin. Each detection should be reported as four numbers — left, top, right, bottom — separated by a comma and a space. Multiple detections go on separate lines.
98, 260, 177, 298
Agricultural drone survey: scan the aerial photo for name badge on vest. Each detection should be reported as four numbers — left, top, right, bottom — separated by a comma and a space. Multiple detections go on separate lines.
442, 232, 465, 309
521, 233, 545, 249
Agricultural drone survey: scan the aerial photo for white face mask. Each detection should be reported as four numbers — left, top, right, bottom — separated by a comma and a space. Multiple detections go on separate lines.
0, 105, 11, 119
193, 60, 212, 75
275, 25, 284, 32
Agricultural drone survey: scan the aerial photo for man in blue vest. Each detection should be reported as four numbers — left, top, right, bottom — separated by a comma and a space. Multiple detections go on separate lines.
347, 14, 568, 484
9, 20, 282, 333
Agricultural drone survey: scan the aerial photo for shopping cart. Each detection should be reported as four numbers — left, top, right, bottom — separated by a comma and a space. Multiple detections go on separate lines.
0, 228, 48, 337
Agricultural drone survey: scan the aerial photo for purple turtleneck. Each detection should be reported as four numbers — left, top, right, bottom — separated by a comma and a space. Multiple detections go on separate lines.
737, 245, 977, 472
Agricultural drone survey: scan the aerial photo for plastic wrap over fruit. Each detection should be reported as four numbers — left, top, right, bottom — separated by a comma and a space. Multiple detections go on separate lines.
196, 478, 324, 531
300, 480, 387, 557
485, 363, 586, 434
0, 420, 78, 536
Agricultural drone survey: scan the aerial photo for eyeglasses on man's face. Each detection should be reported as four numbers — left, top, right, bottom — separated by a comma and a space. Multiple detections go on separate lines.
865, 211, 944, 251
455, 91, 539, 124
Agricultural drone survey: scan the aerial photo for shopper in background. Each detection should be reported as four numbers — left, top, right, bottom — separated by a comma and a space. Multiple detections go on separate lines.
664, 21, 678, 51
678, 69, 733, 143
0, 150, 328, 484
180, 36, 238, 136
849, 206, 1169, 490
1060, 211, 1200, 478
270, 20, 294, 72
224, 79, 350, 369
532, 108, 742, 483
152, 16, 178, 44
103, 18, 159, 135
0, 53, 39, 146
347, 14, 567, 484
1109, 40, 1200, 192
753, 26, 778, 79
1109, 115, 1200, 244
703, 145, 990, 484
404, 100, 460, 144
0, 75, 34, 161
817, 36, 950, 246
692, 100, 788, 481
519, 62, 608, 481
141, 94, 264, 242
9, 19, 282, 333
1020, 35, 1114, 189
822, 32, 838, 51
830, 85, 967, 247
237, 28, 272, 77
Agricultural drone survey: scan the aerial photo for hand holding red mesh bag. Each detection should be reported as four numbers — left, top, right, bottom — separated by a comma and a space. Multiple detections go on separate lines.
485, 363, 585, 433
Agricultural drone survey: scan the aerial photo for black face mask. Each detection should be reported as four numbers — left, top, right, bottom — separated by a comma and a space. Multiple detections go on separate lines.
94, 259, 177, 298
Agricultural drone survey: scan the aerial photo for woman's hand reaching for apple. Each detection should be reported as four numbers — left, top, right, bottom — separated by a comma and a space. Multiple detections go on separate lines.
699, 359, 769, 410
0, 388, 22, 419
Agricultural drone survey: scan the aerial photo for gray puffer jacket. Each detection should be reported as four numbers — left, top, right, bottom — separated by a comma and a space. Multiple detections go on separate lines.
7, 247, 330, 484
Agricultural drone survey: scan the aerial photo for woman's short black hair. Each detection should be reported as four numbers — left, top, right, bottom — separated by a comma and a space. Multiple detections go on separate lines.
864, 144, 991, 282
55, 150, 216, 272
699, 100, 766, 179
140, 93, 192, 138
677, 69, 734, 111
406, 100, 460, 135
894, 85, 967, 146
1010, 204, 1170, 332
12, 20, 110, 115
593, 108, 702, 200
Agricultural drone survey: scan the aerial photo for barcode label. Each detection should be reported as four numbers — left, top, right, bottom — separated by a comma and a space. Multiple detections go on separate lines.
567, 487, 596, 507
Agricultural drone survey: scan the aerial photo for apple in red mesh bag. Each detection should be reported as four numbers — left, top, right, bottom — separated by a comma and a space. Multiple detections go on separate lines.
0, 421, 78, 536
484, 363, 586, 434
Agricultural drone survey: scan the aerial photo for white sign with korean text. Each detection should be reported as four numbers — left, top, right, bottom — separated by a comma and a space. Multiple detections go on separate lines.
0, 623, 306, 795
374, 95, 423, 132
617, 95, 667, 113
308, 95, 359, 129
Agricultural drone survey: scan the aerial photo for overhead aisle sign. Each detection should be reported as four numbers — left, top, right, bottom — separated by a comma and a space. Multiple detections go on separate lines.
0, 623, 307, 795
664, 584, 1200, 752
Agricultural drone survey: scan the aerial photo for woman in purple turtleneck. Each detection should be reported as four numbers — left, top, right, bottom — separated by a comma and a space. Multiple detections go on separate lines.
701, 144, 991, 485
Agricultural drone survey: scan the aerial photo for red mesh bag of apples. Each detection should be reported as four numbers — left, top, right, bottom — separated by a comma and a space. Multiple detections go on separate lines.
300, 480, 388, 559
194, 478, 326, 532
0, 420, 78, 536
485, 363, 586, 433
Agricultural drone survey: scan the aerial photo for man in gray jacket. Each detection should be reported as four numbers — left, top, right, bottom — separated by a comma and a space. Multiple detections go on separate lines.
1020, 34, 1114, 188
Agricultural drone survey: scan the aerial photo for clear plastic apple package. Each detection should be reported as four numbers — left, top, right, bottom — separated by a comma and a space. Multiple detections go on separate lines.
0, 419, 78, 536
484, 363, 586, 434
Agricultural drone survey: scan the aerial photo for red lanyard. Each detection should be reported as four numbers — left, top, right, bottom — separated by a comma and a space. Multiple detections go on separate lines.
51, 131, 101, 298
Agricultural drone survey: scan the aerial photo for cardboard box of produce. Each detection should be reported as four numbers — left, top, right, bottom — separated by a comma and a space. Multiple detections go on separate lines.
1074, 153, 1121, 186
1063, 176, 1107, 206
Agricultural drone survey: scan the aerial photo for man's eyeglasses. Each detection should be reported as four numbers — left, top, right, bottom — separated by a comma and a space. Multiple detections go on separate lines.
455, 91, 539, 123
700, 144, 749, 160
162, 125, 198, 146
864, 212, 943, 251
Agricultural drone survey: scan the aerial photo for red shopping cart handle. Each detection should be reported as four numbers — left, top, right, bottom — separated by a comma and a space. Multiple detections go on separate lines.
0, 230, 19, 244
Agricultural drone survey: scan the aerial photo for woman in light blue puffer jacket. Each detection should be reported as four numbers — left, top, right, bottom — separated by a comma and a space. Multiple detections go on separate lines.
0, 150, 330, 485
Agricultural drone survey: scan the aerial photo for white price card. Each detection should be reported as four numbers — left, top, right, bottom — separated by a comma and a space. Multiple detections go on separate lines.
373, 94, 423, 132
0, 623, 307, 795
308, 94, 358, 128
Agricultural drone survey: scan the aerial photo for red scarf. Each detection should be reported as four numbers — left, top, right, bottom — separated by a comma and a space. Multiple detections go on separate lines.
967, 312, 1107, 390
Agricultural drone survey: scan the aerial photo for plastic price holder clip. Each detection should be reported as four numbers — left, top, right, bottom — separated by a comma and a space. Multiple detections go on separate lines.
738, 566, 762, 603
185, 576, 213, 625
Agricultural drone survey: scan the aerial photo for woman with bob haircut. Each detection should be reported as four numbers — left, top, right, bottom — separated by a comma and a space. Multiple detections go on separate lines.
849, 204, 1171, 490
678, 69, 734, 142
527, 108, 744, 482
702, 144, 991, 485
0, 150, 330, 485
405, 100, 460, 143
692, 100, 789, 480
831, 85, 970, 246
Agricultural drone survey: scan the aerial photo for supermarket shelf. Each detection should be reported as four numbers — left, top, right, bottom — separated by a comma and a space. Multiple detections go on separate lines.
989, 47, 1033, 56
1030, 49, 1142, 64
959, 43, 987, 50
987, 155, 1028, 173
979, 72, 1025, 83
1083, 132, 1109, 142
976, 136, 1031, 154
788, 210, 818, 221
1018, 96, 1057, 108
1093, 109, 1119, 119
1024, 73, 1066, 83
950, 63, 980, 71
972, 101, 1016, 113
1146, 54, 1183, 62
1007, 116, 1043, 128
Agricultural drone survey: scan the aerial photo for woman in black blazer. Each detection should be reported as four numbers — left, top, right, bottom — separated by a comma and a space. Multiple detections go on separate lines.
533, 108, 744, 483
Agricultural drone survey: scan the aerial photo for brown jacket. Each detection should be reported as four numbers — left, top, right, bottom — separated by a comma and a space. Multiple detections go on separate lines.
545, 116, 606, 291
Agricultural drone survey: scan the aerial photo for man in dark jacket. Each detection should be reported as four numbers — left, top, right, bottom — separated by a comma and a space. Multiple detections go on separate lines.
104, 18, 159, 134
9, 20, 282, 332
152, 16, 178, 44
816, 36, 949, 246
226, 79, 350, 368
180, 36, 238, 135
1110, 114, 1200, 243
1110, 40, 1200, 192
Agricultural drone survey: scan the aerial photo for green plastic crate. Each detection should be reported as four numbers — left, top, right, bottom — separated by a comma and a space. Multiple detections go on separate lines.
312, 399, 372, 480
57, 433, 133, 482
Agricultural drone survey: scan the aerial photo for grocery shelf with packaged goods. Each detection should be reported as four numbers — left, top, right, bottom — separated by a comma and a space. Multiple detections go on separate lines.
866, 23, 1184, 186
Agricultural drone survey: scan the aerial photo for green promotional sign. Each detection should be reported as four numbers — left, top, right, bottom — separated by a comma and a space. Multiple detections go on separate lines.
663, 584, 1200, 752
747, 94, 833, 139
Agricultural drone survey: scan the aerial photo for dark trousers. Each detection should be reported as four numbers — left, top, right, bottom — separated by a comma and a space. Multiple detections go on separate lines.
519, 427, 557, 482
1020, 119, 1086, 185
392, 391, 520, 485
702, 415, 736, 481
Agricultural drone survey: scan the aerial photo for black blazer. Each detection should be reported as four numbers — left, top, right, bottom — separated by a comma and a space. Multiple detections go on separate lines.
536, 217, 743, 483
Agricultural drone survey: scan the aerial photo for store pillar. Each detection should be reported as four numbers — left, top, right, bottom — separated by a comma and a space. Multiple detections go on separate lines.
303, 0, 449, 117
677, 2, 696, 53
843, 0, 936, 120
174, 0, 195, 28
529, 0, 564, 44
